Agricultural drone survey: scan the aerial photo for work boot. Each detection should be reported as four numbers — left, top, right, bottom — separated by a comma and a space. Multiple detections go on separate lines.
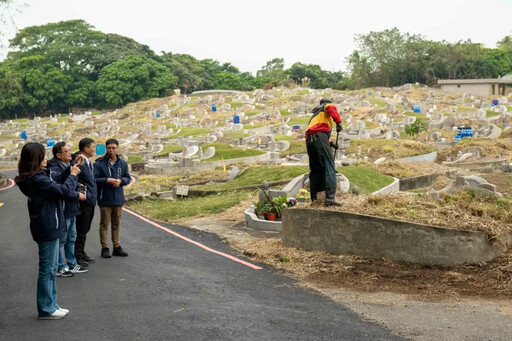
310, 192, 318, 202
324, 188, 342, 206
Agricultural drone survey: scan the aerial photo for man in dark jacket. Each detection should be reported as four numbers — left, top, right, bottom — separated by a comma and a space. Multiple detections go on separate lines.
94, 138, 131, 258
74, 138, 97, 267
48, 142, 88, 276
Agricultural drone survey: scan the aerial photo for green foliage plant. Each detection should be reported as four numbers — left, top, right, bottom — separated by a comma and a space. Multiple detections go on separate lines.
270, 195, 289, 218
404, 119, 428, 139
254, 201, 271, 216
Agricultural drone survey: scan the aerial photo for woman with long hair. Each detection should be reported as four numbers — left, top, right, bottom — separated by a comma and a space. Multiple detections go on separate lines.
15, 142, 84, 320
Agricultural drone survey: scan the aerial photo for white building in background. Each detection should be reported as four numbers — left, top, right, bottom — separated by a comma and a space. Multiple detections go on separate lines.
438, 74, 512, 96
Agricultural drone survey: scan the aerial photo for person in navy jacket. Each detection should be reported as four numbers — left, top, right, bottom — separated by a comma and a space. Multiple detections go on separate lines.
73, 138, 97, 267
94, 138, 131, 258
16, 142, 83, 319
47, 141, 88, 277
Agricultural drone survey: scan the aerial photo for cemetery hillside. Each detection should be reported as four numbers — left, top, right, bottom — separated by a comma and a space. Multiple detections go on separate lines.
2, 18, 512, 310
5, 0, 512, 338
2, 78, 512, 303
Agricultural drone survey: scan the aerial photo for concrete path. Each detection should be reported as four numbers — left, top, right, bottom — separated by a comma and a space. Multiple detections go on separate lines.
0, 171, 403, 341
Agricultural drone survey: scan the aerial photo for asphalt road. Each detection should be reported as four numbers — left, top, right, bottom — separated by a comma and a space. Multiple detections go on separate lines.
0, 170, 404, 341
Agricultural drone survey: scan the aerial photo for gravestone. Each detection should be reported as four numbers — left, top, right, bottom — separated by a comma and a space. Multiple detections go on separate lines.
201, 147, 216, 160
184, 145, 199, 157
268, 140, 276, 152
228, 166, 239, 180
275, 140, 290, 152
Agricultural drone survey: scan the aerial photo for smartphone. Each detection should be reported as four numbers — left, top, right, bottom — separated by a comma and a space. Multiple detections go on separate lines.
75, 155, 85, 167
78, 184, 87, 194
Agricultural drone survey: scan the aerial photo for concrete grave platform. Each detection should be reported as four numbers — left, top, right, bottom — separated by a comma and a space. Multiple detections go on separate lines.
282, 208, 512, 266
443, 158, 509, 173
245, 208, 282, 232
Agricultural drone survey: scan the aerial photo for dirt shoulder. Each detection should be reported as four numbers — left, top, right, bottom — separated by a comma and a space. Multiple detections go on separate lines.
176, 205, 512, 341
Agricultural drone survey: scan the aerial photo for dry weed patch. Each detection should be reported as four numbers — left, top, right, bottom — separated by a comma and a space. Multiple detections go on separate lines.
318, 191, 512, 240
438, 137, 512, 162
369, 161, 458, 178
344, 139, 436, 161
243, 238, 512, 300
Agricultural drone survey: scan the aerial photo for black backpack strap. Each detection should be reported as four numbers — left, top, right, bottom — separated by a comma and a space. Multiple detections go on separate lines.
308, 104, 326, 125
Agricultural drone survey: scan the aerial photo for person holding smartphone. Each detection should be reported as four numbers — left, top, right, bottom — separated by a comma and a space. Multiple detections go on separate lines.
16, 142, 82, 319
47, 142, 88, 277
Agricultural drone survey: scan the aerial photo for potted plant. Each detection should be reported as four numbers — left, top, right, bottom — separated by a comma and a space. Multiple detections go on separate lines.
254, 201, 271, 220
271, 195, 289, 220
267, 209, 277, 221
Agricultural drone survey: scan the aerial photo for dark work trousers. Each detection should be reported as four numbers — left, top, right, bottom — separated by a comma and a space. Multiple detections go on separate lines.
306, 132, 337, 196
75, 203, 95, 260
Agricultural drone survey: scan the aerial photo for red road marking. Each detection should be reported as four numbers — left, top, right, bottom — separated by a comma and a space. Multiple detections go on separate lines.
123, 207, 263, 270
0, 179, 15, 191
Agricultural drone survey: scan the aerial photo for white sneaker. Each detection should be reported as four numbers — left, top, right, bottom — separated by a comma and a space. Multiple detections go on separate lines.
69, 265, 88, 274
56, 268, 74, 277
58, 308, 69, 314
38, 309, 67, 320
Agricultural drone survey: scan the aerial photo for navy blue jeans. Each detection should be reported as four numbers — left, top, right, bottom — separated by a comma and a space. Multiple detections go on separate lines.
58, 217, 77, 270
37, 238, 60, 317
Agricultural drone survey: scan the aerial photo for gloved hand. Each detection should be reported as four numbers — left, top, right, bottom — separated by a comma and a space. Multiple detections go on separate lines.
330, 141, 339, 150
336, 122, 343, 133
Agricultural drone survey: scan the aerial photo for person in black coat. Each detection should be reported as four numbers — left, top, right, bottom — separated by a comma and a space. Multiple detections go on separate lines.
94, 138, 131, 258
47, 141, 88, 277
73, 138, 97, 266
16, 142, 82, 319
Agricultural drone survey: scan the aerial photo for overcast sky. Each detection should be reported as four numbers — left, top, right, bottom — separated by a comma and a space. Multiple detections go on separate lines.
1, 0, 512, 74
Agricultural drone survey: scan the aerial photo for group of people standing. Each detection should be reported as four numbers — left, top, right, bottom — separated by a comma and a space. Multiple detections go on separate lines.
16, 137, 131, 319
13, 98, 339, 320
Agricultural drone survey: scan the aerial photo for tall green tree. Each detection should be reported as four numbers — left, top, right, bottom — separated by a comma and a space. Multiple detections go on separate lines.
199, 59, 223, 89
257, 58, 285, 77
348, 28, 424, 87
289, 62, 329, 88
481, 48, 512, 78
213, 72, 242, 90
346, 28, 512, 88
96, 56, 176, 107
0, 61, 23, 118
8, 20, 157, 79
496, 35, 512, 74
161, 52, 205, 94
16, 55, 72, 114
256, 58, 288, 87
